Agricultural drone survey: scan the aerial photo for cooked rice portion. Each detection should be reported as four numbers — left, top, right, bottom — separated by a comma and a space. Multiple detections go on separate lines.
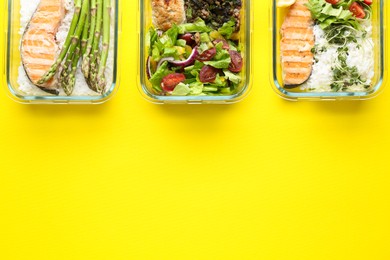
301, 22, 374, 92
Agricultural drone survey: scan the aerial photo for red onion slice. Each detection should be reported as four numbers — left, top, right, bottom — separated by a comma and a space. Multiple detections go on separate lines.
156, 47, 199, 70
157, 57, 175, 69
146, 56, 152, 79
169, 47, 198, 67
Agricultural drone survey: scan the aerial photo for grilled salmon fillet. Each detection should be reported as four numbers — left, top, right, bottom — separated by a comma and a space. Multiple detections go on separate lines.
280, 0, 314, 86
152, 0, 186, 31
21, 0, 65, 94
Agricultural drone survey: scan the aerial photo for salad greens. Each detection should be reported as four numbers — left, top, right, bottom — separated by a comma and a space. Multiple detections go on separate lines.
149, 61, 171, 90
306, 0, 372, 29
147, 18, 243, 96
218, 19, 236, 39
178, 18, 211, 34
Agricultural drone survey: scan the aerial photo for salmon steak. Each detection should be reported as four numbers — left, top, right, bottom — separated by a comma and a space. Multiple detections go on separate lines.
280, 0, 314, 87
21, 0, 65, 94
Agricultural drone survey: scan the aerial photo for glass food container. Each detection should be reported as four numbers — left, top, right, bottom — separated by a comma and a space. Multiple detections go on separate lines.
271, 0, 387, 101
3, 0, 121, 104
138, 0, 253, 104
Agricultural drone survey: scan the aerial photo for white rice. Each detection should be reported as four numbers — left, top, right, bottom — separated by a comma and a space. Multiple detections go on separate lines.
301, 21, 374, 92
18, 0, 115, 96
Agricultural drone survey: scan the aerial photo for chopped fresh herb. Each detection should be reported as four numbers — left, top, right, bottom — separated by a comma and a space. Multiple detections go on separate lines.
329, 45, 368, 92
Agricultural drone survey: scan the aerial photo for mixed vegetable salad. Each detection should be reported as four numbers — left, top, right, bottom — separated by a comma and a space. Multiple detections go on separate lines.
146, 18, 243, 96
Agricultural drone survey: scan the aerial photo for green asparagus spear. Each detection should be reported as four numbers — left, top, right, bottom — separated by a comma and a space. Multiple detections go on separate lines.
81, 0, 90, 56
66, 0, 89, 63
63, 44, 82, 96
58, 50, 73, 90
82, 0, 97, 78
58, 0, 89, 94
62, 0, 89, 95
87, 0, 103, 91
37, 0, 83, 85
96, 0, 111, 93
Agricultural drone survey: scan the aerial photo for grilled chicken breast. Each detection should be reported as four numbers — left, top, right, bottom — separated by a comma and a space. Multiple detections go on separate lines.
152, 0, 186, 31
21, 0, 65, 94
280, 0, 314, 86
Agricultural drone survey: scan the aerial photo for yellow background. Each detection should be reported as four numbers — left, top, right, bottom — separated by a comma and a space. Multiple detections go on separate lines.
1, 1, 390, 259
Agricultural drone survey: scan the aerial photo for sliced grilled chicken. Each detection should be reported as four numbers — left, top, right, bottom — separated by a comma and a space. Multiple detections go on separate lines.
280, 0, 314, 86
21, 0, 65, 94
151, 0, 186, 31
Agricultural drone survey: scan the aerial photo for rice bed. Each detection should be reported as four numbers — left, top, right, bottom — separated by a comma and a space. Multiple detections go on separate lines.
301, 21, 374, 92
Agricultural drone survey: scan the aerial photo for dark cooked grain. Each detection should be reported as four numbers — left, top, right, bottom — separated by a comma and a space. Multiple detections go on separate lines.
184, 0, 242, 31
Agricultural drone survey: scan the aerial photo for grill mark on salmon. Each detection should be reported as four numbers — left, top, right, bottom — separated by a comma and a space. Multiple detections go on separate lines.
280, 0, 315, 87
281, 39, 314, 52
281, 17, 313, 30
282, 61, 312, 74
21, 0, 65, 95
282, 28, 314, 41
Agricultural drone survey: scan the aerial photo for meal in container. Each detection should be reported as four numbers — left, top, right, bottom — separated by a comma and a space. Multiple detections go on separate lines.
278, 0, 375, 92
146, 0, 244, 96
19, 0, 114, 96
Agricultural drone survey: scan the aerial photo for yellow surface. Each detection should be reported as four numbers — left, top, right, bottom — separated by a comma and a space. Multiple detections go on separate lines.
0, 1, 390, 259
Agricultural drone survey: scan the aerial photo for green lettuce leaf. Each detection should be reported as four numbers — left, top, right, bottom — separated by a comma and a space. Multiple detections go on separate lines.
207, 75, 227, 88
204, 57, 231, 69
152, 45, 160, 62
172, 83, 190, 96
162, 47, 178, 59
150, 61, 171, 88
223, 70, 241, 84
178, 18, 212, 33
306, 0, 360, 29
189, 82, 204, 95
218, 19, 236, 39
165, 24, 179, 46
147, 27, 158, 56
